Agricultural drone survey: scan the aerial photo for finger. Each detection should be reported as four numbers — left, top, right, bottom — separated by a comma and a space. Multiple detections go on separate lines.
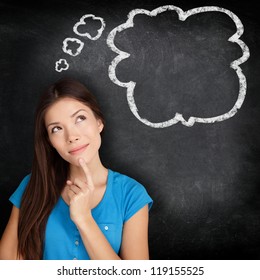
67, 179, 73, 184
73, 178, 92, 193
66, 180, 78, 192
67, 187, 75, 200
69, 184, 81, 194
68, 179, 84, 192
66, 181, 80, 201
78, 158, 95, 190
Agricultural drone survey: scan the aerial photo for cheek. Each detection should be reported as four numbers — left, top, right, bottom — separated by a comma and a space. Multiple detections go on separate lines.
90, 127, 102, 144
81, 123, 100, 138
82, 127, 102, 152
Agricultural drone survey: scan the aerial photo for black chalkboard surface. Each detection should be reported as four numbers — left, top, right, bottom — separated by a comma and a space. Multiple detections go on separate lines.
0, 0, 259, 259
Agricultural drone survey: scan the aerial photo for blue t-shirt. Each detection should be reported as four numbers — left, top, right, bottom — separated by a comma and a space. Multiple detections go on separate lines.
9, 169, 153, 260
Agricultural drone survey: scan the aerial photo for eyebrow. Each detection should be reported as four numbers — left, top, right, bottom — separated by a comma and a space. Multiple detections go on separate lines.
70, 109, 87, 118
47, 109, 87, 128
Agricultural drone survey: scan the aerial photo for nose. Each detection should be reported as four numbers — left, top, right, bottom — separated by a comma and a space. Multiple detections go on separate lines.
68, 136, 79, 143
66, 127, 80, 144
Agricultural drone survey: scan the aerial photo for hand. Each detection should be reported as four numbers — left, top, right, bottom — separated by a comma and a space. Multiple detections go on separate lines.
67, 158, 95, 226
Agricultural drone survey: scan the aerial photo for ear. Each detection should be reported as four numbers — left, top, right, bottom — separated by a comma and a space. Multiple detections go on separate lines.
97, 119, 104, 133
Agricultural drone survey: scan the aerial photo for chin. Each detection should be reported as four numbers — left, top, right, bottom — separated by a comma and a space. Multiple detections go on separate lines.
69, 158, 82, 167
69, 155, 90, 166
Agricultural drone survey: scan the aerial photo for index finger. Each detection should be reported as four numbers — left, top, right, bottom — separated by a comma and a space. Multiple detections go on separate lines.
78, 158, 94, 189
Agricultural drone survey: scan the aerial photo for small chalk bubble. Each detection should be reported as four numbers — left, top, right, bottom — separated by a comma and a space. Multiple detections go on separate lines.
62, 38, 84, 57
55, 58, 69, 72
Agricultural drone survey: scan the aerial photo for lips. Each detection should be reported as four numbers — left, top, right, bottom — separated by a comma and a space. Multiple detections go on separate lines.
69, 144, 89, 155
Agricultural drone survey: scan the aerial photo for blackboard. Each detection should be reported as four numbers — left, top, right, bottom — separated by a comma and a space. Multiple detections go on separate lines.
0, 0, 260, 259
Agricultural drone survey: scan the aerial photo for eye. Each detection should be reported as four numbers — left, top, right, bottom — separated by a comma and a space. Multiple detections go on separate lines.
51, 126, 62, 134
76, 115, 86, 123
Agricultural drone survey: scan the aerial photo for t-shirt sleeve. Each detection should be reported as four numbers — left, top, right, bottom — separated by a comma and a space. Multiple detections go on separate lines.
9, 174, 31, 208
123, 177, 153, 223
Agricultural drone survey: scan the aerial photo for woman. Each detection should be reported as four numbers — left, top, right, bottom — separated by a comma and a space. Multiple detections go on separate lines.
0, 78, 153, 260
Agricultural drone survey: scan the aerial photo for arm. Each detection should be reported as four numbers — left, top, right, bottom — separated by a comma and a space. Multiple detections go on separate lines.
76, 205, 149, 260
67, 159, 120, 260
67, 158, 150, 260
76, 213, 121, 260
0, 206, 22, 260
120, 205, 149, 259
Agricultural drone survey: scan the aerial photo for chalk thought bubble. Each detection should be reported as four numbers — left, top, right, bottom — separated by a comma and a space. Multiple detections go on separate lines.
73, 14, 106, 40
107, 5, 250, 127
55, 14, 106, 72
55, 58, 69, 72
62, 38, 84, 56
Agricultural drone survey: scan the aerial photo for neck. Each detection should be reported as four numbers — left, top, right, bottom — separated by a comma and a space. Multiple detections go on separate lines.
69, 156, 107, 185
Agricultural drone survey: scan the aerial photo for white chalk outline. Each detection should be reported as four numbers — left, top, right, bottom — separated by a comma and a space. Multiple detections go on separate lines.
107, 6, 250, 127
62, 38, 84, 56
73, 14, 106, 40
55, 58, 69, 72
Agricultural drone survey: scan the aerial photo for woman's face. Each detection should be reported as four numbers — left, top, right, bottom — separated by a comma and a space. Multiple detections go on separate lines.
45, 97, 104, 167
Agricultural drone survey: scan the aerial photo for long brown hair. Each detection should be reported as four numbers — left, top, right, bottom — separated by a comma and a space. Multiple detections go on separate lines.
18, 78, 105, 259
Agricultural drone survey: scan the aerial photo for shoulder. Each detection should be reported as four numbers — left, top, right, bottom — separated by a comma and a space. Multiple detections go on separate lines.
109, 170, 153, 222
17, 174, 31, 192
19, 174, 31, 186
110, 170, 145, 192
111, 170, 138, 184
9, 174, 31, 208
